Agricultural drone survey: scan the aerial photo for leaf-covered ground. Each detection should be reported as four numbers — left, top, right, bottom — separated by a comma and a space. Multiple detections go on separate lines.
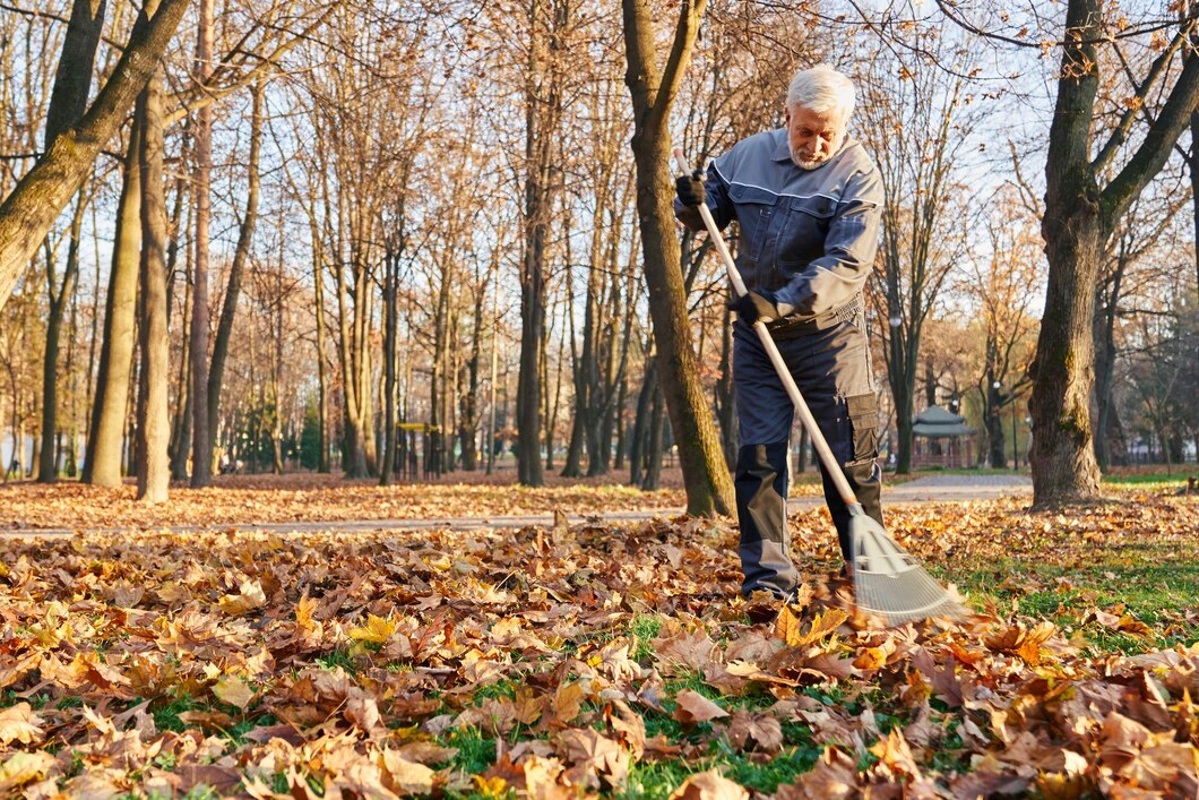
0, 482, 1197, 799
0, 473, 695, 530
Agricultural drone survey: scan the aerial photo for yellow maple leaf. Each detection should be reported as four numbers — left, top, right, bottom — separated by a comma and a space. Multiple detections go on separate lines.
348, 613, 396, 644
0, 751, 56, 793
774, 607, 848, 648
473, 775, 508, 799
295, 594, 319, 634
217, 580, 267, 615
212, 675, 256, 710
0, 703, 42, 746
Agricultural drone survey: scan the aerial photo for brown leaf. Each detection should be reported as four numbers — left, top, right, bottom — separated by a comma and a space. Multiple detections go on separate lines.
380, 750, 436, 796
212, 674, 256, 710
723, 709, 783, 754
653, 628, 717, 674
667, 769, 748, 800
776, 747, 857, 799
673, 690, 729, 724
556, 728, 630, 791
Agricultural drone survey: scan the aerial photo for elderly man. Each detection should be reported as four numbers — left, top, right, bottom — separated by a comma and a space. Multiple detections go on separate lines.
674, 63, 885, 602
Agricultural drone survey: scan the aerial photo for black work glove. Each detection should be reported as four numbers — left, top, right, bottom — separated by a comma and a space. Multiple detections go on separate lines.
728, 290, 794, 323
675, 168, 706, 207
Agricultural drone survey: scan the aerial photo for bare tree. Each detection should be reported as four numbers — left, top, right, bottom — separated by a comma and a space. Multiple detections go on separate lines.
855, 30, 978, 474
622, 0, 734, 516
135, 62, 171, 503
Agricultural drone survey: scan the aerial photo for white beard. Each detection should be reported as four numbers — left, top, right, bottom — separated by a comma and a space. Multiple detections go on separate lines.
791, 151, 828, 171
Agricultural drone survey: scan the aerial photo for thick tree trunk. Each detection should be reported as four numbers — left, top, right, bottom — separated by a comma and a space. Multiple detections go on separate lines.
0, 0, 190, 315
1029, 0, 1106, 503
135, 68, 170, 503
36, 0, 108, 482
516, 165, 549, 486
1031, 0, 1199, 503
83, 123, 142, 487
622, 0, 732, 515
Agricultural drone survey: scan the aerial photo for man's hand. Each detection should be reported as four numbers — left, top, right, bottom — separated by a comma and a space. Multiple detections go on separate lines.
675, 168, 705, 207
728, 290, 794, 323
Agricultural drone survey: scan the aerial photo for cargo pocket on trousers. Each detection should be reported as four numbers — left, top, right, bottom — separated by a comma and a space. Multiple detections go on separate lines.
846, 393, 879, 466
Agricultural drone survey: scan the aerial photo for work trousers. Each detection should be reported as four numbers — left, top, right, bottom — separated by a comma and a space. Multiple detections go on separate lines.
733, 313, 883, 599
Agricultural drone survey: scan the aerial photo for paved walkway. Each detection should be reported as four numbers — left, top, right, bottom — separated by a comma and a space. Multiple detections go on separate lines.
2, 473, 1033, 539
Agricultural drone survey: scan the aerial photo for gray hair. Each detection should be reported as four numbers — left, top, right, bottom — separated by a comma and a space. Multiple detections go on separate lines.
785, 64, 856, 122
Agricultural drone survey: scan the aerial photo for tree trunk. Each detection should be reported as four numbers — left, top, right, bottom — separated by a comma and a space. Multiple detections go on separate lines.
0, 0, 190, 315
1029, 0, 1108, 502
380, 247, 399, 485
135, 66, 170, 503
38, 194, 85, 483
208, 80, 262, 461
516, 0, 569, 487
621, 0, 734, 516
168, 177, 192, 479
83, 122, 142, 487
459, 280, 485, 472
35, 0, 108, 482
189, 0, 215, 487
1193, 110, 1199, 293
1030, 0, 1199, 504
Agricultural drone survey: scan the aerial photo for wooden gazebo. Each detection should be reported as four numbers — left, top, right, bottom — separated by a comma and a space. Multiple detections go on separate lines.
911, 405, 973, 469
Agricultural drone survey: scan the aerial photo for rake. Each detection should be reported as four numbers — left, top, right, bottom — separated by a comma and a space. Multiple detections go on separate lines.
672, 149, 964, 626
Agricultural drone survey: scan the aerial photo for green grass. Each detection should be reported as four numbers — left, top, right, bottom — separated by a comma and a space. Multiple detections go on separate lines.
953, 541, 1199, 655
630, 614, 664, 662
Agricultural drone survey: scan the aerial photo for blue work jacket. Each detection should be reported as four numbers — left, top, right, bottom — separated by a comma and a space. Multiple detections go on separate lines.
676, 129, 884, 326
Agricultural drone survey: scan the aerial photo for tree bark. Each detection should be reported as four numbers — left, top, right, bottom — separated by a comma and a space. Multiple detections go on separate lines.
82, 122, 142, 487
0, 0, 190, 315
189, 0, 216, 487
516, 0, 570, 487
621, 0, 733, 516
1030, 0, 1199, 504
208, 80, 262, 465
135, 66, 170, 503
38, 194, 85, 482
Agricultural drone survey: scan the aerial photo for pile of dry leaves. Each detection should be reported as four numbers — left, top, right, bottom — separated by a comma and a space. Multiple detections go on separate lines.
0, 485, 1196, 798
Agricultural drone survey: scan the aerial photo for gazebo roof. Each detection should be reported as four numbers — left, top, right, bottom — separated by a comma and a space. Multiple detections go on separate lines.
912, 404, 972, 437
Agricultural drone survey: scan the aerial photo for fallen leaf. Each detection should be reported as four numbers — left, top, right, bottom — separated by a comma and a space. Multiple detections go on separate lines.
0, 703, 42, 745
673, 690, 729, 724
667, 769, 748, 800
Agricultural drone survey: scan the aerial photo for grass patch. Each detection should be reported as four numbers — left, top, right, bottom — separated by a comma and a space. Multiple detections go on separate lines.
446, 727, 498, 776
953, 538, 1199, 655
630, 615, 664, 662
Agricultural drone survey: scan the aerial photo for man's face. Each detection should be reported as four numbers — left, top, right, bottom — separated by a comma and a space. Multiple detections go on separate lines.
785, 105, 846, 170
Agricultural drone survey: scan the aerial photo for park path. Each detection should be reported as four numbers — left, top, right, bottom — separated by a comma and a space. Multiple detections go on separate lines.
1, 473, 1033, 538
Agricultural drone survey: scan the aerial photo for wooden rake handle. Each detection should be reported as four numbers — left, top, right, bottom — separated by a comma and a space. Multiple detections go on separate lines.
671, 148, 859, 508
